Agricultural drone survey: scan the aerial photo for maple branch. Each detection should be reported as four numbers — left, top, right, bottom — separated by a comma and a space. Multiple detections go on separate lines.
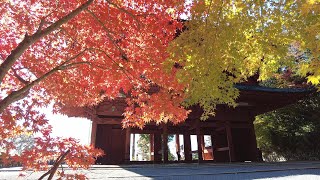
136, 13, 156, 17
42, 30, 64, 49
38, 149, 70, 180
59, 61, 91, 70
58, 27, 81, 49
104, 0, 141, 29
0, 88, 30, 114
86, 9, 128, 59
11, 68, 29, 85
37, 19, 46, 33
60, 61, 112, 71
0, 49, 88, 114
0, 0, 94, 85
36, 9, 58, 33
60, 49, 89, 66
89, 48, 134, 81
0, 53, 5, 61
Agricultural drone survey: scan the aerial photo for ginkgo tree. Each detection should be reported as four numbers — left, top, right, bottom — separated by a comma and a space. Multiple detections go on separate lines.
167, 0, 320, 119
0, 0, 188, 178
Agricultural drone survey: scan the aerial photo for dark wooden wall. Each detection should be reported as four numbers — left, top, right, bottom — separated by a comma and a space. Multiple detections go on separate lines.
95, 124, 126, 164
232, 127, 258, 161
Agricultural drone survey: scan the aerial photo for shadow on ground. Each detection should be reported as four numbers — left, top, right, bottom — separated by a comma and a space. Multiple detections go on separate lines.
1, 161, 320, 179
105, 161, 320, 180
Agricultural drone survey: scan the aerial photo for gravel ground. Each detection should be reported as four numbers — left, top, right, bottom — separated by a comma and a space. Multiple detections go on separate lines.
1, 161, 320, 180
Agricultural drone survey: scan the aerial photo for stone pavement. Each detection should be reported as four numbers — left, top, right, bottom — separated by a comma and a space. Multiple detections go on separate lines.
1, 161, 320, 180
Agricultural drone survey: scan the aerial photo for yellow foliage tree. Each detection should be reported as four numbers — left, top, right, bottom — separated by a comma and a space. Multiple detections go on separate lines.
167, 0, 320, 119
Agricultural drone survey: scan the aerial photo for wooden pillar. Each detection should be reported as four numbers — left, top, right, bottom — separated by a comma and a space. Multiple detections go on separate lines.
175, 134, 181, 161
213, 129, 219, 161
196, 120, 203, 162
154, 132, 162, 163
150, 134, 154, 161
250, 122, 259, 161
124, 128, 131, 163
200, 134, 205, 160
90, 121, 97, 147
210, 134, 215, 160
163, 124, 168, 163
183, 132, 192, 162
226, 122, 235, 162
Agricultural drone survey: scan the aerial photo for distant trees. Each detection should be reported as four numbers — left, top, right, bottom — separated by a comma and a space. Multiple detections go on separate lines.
136, 134, 177, 161
10, 134, 35, 155
137, 134, 151, 161
167, 135, 176, 161
255, 93, 320, 161
0, 133, 34, 167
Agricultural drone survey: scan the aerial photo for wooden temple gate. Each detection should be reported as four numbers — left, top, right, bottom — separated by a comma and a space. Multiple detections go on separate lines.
78, 84, 311, 165
92, 110, 259, 164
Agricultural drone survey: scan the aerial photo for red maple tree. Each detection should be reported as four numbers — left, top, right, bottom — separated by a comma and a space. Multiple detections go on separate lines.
0, 0, 188, 178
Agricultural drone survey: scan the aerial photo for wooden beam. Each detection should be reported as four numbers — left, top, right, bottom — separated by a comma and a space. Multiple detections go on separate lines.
124, 128, 131, 163
216, 147, 230, 151
189, 119, 198, 130
94, 118, 122, 125
130, 129, 161, 134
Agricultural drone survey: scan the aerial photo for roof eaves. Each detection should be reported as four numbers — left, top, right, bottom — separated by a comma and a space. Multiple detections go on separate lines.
234, 84, 315, 93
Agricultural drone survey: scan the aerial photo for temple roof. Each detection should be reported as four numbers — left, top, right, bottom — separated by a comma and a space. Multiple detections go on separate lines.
62, 84, 315, 121
186, 84, 315, 122
235, 84, 314, 93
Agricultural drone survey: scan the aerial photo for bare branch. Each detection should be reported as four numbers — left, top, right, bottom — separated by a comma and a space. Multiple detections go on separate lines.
0, 0, 94, 84
38, 149, 70, 180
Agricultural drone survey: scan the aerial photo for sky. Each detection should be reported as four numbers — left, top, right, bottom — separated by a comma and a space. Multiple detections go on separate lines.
41, 106, 92, 145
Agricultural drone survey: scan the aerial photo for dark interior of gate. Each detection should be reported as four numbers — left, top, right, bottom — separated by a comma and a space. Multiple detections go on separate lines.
93, 85, 312, 165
